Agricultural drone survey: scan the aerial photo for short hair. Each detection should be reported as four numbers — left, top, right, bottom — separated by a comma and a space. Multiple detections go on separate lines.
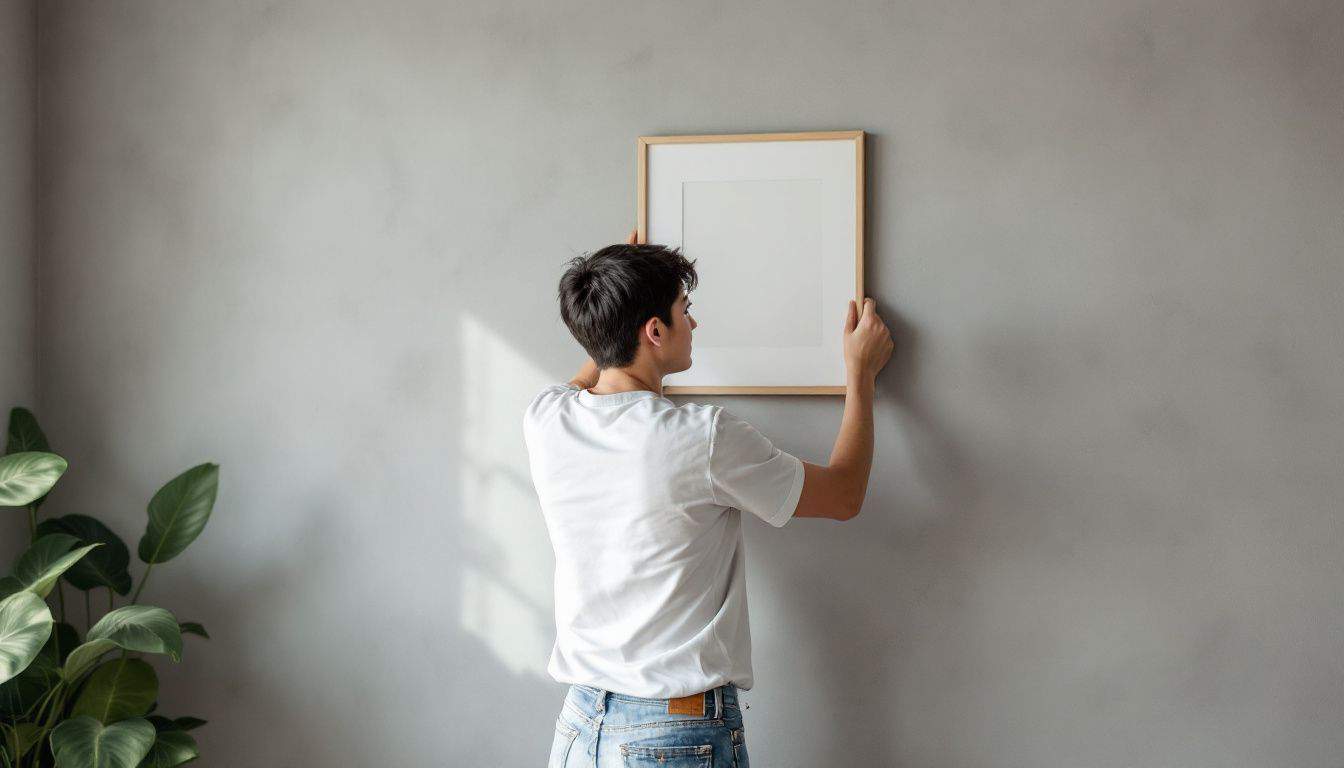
558, 243, 699, 368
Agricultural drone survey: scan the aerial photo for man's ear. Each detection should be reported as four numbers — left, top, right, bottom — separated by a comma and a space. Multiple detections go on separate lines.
643, 316, 664, 349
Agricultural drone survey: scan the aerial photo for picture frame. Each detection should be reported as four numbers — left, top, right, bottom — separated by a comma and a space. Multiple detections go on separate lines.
637, 130, 865, 395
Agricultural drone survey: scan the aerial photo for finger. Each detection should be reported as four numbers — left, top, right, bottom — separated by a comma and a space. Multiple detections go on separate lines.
862, 297, 876, 317
627, 228, 639, 245
845, 300, 858, 332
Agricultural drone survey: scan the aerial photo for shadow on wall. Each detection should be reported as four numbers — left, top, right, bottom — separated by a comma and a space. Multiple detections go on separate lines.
744, 303, 982, 764
727, 133, 984, 763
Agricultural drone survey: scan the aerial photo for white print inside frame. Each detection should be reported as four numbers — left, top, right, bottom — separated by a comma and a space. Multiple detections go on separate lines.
637, 131, 865, 395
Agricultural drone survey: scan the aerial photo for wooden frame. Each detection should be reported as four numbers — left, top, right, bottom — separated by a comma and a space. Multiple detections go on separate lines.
637, 130, 865, 395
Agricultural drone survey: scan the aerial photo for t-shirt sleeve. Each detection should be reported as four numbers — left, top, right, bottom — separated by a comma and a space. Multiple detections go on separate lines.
523, 383, 581, 438
708, 408, 805, 527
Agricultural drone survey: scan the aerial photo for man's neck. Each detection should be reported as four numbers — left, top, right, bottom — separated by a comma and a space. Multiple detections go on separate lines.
589, 362, 663, 397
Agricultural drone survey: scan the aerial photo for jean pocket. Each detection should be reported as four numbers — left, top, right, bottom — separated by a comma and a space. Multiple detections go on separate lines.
548, 719, 579, 768
619, 742, 713, 767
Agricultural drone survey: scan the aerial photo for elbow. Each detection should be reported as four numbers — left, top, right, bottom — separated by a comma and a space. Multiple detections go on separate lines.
838, 495, 864, 521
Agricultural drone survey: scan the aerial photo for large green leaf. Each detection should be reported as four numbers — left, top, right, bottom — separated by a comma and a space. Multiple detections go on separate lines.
37, 515, 133, 595
0, 621, 70, 717
0, 591, 52, 685
135, 729, 197, 768
138, 464, 218, 564
87, 607, 182, 663
70, 659, 158, 724
50, 716, 156, 768
4, 408, 50, 455
12, 534, 101, 599
1, 620, 76, 715
61, 640, 117, 683
0, 452, 67, 508
5, 409, 52, 509
0, 647, 56, 717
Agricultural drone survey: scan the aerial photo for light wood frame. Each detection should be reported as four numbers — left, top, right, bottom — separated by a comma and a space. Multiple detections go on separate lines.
637, 130, 865, 396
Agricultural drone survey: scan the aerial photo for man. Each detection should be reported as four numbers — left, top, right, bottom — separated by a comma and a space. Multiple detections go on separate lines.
525, 229, 893, 767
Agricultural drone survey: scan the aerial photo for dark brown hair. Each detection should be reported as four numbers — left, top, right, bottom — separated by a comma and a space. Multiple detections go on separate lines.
558, 243, 698, 368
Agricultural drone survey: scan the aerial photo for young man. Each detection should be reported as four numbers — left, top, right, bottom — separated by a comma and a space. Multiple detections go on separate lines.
526, 229, 893, 767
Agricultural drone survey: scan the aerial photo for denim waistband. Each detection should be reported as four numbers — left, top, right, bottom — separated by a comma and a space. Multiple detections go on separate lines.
565, 682, 739, 720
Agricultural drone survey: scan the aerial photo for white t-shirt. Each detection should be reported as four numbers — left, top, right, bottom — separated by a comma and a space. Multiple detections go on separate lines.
523, 383, 805, 698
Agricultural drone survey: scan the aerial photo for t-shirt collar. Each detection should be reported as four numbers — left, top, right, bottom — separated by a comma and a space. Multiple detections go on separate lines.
575, 387, 662, 407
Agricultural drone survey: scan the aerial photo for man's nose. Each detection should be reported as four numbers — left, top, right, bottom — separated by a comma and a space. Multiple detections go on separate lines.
690, 316, 698, 330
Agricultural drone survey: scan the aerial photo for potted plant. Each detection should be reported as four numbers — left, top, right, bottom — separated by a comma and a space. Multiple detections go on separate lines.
0, 407, 217, 768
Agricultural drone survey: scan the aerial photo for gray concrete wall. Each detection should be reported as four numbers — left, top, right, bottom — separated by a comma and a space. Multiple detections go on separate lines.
1, 0, 35, 563
31, 1, 1344, 766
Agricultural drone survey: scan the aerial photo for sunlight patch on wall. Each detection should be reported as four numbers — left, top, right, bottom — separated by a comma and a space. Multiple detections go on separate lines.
458, 312, 556, 677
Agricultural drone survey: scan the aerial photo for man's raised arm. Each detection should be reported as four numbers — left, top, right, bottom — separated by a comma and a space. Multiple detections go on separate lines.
794, 298, 893, 521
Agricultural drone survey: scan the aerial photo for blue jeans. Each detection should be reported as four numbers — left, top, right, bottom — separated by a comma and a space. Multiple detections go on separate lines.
548, 682, 749, 767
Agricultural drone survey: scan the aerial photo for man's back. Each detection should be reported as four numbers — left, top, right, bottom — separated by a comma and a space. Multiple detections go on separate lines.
524, 383, 804, 699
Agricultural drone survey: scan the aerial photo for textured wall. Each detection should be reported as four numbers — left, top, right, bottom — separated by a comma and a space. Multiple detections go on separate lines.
1, 0, 35, 563
33, 1, 1344, 766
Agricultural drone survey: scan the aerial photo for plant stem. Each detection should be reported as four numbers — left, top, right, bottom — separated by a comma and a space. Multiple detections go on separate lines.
26, 505, 36, 541
129, 562, 154, 605
107, 587, 113, 614
26, 682, 64, 768
20, 681, 60, 722
33, 686, 69, 768
56, 582, 66, 625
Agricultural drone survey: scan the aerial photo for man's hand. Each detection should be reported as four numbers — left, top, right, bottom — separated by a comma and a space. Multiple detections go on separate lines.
568, 357, 599, 389
627, 228, 638, 245
843, 297, 894, 385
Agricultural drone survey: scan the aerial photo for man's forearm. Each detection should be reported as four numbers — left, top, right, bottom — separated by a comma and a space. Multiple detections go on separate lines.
828, 373, 876, 513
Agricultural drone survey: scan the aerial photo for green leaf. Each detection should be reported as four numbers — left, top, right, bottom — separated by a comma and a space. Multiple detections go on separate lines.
0, 650, 57, 717
50, 716, 156, 768
12, 534, 101, 599
38, 515, 134, 595
0, 452, 67, 508
87, 606, 182, 663
5, 409, 52, 509
70, 659, 158, 724
135, 729, 197, 768
0, 591, 52, 685
138, 464, 218, 564
177, 623, 208, 640
0, 622, 68, 716
0, 618, 75, 714
5, 408, 50, 455
61, 640, 117, 683
0, 578, 20, 601
144, 717, 205, 734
